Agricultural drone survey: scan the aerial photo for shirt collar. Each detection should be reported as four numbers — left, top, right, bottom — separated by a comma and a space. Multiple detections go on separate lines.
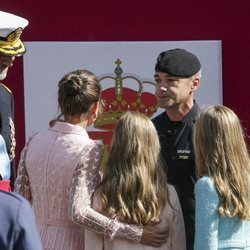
165, 100, 200, 124
48, 121, 89, 137
181, 100, 200, 123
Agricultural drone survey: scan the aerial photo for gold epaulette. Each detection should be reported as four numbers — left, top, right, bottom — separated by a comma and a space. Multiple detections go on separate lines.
0, 83, 12, 93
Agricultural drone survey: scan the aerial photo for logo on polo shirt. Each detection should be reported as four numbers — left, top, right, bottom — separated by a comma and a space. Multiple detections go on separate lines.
177, 149, 191, 160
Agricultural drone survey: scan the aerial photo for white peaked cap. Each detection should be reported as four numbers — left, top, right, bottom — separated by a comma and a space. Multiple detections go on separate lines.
0, 11, 29, 56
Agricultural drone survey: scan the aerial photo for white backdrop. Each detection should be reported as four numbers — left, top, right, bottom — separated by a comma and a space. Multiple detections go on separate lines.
23, 41, 222, 139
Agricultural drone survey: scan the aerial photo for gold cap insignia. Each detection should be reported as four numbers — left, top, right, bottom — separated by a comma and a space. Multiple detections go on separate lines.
6, 28, 23, 43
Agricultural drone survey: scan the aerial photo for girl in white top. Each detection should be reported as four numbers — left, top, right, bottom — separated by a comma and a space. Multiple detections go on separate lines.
85, 111, 186, 250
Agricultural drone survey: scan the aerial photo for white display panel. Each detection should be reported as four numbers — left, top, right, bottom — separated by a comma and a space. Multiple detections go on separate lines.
23, 41, 222, 138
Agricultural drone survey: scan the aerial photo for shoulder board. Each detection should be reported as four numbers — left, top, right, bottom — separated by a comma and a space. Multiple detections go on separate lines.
0, 83, 12, 93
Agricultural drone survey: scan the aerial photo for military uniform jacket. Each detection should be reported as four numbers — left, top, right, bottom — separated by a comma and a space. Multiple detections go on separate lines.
152, 101, 200, 250
0, 83, 16, 189
0, 190, 43, 250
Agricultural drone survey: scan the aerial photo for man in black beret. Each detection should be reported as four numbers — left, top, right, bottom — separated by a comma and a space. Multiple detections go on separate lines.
152, 48, 201, 250
0, 11, 29, 191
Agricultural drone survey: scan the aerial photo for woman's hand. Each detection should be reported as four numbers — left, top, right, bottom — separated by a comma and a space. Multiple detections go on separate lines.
140, 224, 169, 247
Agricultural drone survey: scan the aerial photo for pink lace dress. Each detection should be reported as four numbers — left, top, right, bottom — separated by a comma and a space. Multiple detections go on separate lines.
15, 121, 142, 250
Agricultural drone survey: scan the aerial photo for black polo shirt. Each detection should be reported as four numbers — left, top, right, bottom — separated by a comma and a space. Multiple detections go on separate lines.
152, 101, 199, 250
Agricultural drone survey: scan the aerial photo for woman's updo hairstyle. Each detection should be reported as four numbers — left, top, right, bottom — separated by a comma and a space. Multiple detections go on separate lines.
58, 70, 101, 117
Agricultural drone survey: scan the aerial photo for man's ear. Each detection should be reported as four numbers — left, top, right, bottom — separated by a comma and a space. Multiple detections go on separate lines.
191, 77, 200, 91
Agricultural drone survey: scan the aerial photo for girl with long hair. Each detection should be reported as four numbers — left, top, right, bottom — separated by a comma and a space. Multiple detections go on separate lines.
85, 111, 186, 250
193, 105, 250, 249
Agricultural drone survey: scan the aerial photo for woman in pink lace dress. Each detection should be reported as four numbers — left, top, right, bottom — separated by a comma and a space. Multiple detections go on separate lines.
84, 111, 186, 250
14, 70, 168, 250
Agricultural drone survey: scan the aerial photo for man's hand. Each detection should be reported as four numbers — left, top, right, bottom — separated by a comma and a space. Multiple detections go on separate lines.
140, 224, 169, 247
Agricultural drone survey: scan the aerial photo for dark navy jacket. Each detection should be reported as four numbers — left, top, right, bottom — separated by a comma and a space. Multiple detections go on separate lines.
0, 190, 43, 250
0, 83, 16, 189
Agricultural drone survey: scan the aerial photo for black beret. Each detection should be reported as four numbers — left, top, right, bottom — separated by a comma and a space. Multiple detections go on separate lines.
155, 48, 201, 78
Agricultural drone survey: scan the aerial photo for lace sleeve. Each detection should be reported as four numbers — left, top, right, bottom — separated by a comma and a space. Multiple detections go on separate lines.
14, 134, 37, 203
69, 140, 143, 242
14, 147, 32, 202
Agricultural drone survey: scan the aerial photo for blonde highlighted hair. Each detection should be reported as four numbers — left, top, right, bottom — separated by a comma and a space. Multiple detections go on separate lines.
96, 111, 168, 225
193, 105, 250, 219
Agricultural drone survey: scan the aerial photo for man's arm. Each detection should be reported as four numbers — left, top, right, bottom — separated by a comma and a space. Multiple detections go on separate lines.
14, 197, 43, 250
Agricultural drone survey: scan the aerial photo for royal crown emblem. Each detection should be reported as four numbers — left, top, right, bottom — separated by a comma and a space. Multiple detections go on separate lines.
94, 59, 158, 130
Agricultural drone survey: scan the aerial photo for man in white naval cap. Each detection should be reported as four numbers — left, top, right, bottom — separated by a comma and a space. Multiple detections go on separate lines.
0, 11, 29, 191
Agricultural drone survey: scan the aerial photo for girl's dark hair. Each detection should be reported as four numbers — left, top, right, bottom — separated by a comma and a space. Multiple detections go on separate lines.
58, 69, 101, 117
